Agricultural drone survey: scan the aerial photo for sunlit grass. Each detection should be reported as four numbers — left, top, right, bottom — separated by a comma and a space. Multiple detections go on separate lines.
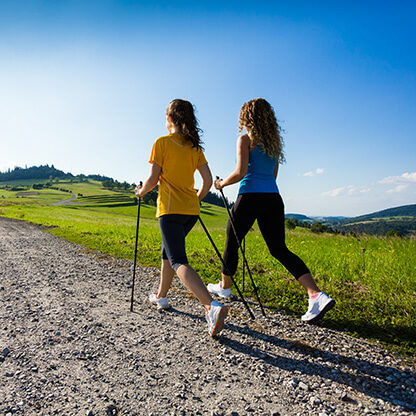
0, 195, 415, 356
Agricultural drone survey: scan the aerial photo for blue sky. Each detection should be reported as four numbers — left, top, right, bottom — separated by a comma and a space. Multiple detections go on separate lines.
1, 1, 415, 216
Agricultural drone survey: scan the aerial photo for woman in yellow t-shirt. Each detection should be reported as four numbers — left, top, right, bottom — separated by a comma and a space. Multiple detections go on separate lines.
135, 99, 228, 337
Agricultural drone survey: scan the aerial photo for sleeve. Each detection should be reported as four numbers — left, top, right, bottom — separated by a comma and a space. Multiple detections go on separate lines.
149, 138, 163, 167
197, 149, 208, 168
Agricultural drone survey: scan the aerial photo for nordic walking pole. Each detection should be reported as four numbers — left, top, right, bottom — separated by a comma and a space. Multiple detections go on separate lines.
198, 216, 255, 320
130, 181, 143, 312
242, 237, 246, 292
216, 177, 266, 317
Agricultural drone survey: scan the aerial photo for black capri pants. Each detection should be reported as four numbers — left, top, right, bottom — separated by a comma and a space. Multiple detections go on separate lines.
222, 193, 310, 279
159, 214, 198, 271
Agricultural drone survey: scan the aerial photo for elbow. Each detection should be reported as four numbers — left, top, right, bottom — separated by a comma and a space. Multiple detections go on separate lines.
149, 176, 159, 188
236, 169, 247, 181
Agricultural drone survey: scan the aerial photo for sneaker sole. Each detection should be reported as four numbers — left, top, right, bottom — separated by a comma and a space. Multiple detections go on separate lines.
210, 306, 229, 337
307, 299, 336, 324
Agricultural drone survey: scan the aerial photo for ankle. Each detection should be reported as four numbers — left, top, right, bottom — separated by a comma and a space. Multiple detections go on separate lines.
221, 276, 232, 290
309, 291, 321, 300
156, 291, 167, 299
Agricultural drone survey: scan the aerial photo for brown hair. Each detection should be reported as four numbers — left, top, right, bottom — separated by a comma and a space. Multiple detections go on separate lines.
239, 98, 285, 163
167, 99, 203, 150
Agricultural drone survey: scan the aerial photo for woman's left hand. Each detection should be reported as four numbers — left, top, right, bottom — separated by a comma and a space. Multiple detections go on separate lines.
214, 178, 224, 190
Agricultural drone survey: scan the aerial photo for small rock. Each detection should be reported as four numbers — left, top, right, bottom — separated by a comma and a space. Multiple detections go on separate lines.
2, 347, 10, 357
106, 405, 118, 416
298, 381, 309, 391
310, 396, 321, 406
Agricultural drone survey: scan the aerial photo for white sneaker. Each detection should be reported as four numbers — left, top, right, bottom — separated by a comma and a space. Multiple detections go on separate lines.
301, 292, 335, 323
149, 292, 170, 310
206, 301, 228, 337
207, 281, 231, 298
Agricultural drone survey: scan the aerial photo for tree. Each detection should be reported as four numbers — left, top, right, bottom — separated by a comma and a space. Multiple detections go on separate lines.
142, 189, 158, 206
311, 222, 325, 233
386, 230, 403, 238
285, 218, 297, 230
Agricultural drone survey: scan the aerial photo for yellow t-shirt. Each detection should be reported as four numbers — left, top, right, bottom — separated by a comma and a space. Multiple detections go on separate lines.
149, 133, 208, 217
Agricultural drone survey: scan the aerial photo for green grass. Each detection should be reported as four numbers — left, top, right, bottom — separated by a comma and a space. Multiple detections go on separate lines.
0, 181, 415, 357
0, 188, 71, 204
0, 178, 52, 186
49, 179, 126, 196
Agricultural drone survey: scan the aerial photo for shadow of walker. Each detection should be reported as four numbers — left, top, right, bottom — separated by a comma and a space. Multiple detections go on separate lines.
167, 306, 416, 413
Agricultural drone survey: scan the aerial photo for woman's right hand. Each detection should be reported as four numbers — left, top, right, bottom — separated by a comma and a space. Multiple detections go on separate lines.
214, 178, 224, 190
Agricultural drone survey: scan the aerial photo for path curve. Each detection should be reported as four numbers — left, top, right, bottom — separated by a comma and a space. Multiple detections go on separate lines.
0, 217, 415, 416
51, 192, 77, 206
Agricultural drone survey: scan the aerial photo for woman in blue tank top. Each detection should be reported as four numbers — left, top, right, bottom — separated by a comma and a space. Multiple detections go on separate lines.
208, 98, 335, 323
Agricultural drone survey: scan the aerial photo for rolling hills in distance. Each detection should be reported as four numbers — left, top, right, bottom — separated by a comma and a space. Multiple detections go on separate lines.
286, 205, 416, 236
1, 164, 415, 236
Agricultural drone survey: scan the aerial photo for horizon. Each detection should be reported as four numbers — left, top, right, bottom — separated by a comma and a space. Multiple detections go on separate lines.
1, 1, 415, 217
1, 163, 415, 219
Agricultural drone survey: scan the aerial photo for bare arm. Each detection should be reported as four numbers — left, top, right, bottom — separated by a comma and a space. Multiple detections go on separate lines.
135, 162, 161, 198
214, 135, 250, 189
274, 161, 279, 179
197, 163, 213, 201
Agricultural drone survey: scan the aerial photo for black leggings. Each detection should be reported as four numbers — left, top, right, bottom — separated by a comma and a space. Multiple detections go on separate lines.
222, 193, 310, 279
159, 214, 198, 271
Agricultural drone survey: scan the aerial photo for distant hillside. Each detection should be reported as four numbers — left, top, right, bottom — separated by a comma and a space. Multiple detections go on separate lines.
287, 205, 416, 236
311, 216, 349, 222
285, 213, 313, 222
334, 204, 416, 236
0, 165, 72, 182
0, 164, 227, 209
343, 204, 416, 222
0, 165, 114, 184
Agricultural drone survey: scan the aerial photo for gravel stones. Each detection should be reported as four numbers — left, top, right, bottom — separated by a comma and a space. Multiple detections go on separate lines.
0, 217, 415, 415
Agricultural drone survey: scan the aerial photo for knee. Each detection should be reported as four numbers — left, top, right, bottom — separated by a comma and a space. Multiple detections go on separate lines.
269, 244, 290, 260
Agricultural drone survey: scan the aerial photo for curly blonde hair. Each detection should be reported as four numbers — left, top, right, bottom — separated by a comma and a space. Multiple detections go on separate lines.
239, 98, 285, 163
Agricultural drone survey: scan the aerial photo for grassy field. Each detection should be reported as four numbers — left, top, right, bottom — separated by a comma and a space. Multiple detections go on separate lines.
0, 179, 415, 357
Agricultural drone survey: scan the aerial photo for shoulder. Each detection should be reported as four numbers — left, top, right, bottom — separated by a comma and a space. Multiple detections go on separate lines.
154, 134, 170, 144
153, 134, 171, 149
237, 134, 251, 150
237, 134, 250, 144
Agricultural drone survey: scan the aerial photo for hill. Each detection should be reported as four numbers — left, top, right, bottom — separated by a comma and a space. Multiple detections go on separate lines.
1, 165, 414, 235
0, 165, 226, 209
0, 165, 72, 182
344, 204, 416, 222
331, 204, 416, 236
0, 165, 115, 185
285, 213, 313, 222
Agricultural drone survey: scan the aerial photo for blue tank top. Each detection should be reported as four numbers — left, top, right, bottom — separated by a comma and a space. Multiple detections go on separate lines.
238, 146, 279, 194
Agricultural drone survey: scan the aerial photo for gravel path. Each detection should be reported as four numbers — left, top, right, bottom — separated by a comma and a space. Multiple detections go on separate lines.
51, 193, 77, 206
0, 216, 415, 416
